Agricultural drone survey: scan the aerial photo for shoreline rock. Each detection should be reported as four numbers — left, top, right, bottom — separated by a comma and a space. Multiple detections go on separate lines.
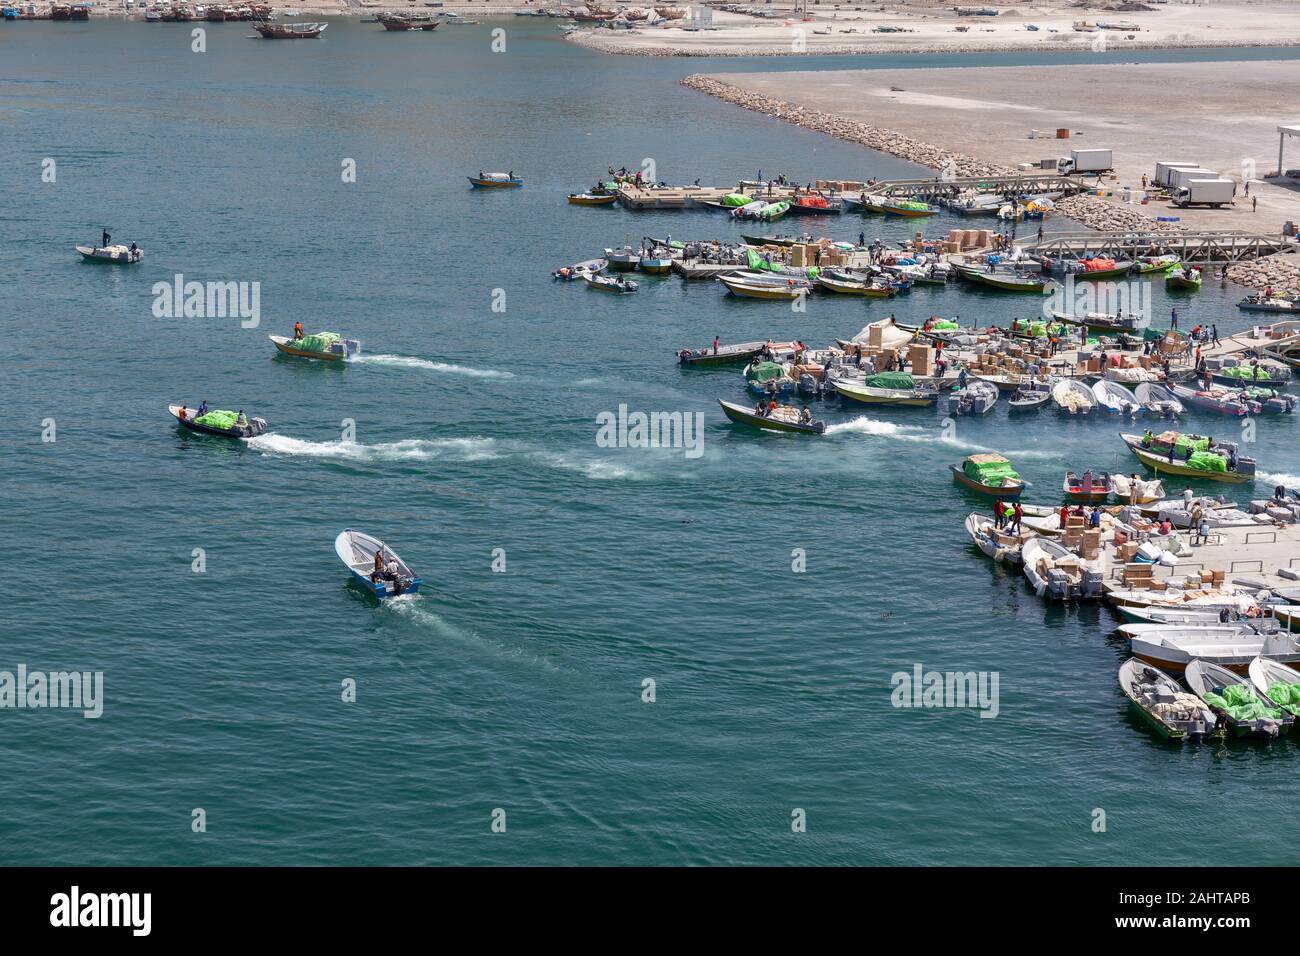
680, 74, 1300, 293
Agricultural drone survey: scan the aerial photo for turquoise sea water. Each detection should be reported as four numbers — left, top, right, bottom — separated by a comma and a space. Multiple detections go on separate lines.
3, 20, 1299, 866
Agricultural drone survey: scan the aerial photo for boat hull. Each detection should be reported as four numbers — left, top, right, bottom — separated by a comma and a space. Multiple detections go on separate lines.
835, 382, 938, 407
468, 177, 523, 188
950, 465, 1024, 499
718, 399, 824, 435
1121, 435, 1253, 484
270, 336, 347, 361
678, 344, 764, 367
567, 193, 617, 206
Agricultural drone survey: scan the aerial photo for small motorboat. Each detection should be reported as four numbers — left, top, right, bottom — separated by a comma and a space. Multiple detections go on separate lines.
1165, 265, 1202, 291
568, 192, 618, 206
949, 379, 999, 416
1021, 537, 1103, 601
1091, 378, 1142, 417
1248, 656, 1300, 727
950, 453, 1025, 499
1184, 658, 1287, 737
1120, 432, 1256, 484
552, 258, 606, 281
604, 246, 640, 272
583, 273, 637, 294
720, 274, 812, 301
269, 332, 361, 362
836, 375, 939, 407
1109, 473, 1164, 504
718, 399, 824, 435
1007, 381, 1052, 413
1210, 360, 1292, 390
77, 243, 142, 264
1237, 293, 1300, 314
1123, 624, 1299, 674
677, 341, 766, 367
1135, 254, 1179, 274
1063, 469, 1110, 503
1169, 383, 1255, 416
334, 530, 422, 599
253, 20, 327, 38
468, 172, 523, 188
1134, 382, 1184, 418
169, 404, 267, 438
1118, 658, 1221, 740
964, 513, 1033, 565
1051, 378, 1096, 416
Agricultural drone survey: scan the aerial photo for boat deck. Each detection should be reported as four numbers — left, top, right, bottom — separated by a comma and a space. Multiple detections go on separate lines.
617, 183, 797, 210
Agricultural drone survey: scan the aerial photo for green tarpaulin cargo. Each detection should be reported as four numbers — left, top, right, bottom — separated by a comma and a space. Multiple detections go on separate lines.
865, 372, 915, 389
194, 410, 239, 430
746, 361, 785, 383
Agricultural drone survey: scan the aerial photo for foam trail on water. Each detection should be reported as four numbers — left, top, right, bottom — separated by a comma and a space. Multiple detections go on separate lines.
825, 416, 906, 438
358, 354, 514, 379
246, 434, 500, 462
1258, 471, 1300, 489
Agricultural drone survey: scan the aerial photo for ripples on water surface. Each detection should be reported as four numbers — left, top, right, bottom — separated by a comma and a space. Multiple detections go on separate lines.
3, 21, 1299, 865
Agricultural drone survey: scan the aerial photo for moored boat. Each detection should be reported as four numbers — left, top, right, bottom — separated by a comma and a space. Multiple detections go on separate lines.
1091, 378, 1143, 417
677, 340, 766, 367
964, 513, 1033, 565
335, 529, 422, 599
1118, 658, 1221, 740
1248, 656, 1300, 727
954, 262, 1052, 294
720, 273, 811, 300
1022, 536, 1102, 600
253, 20, 327, 37
1237, 293, 1300, 314
1063, 469, 1110, 503
1051, 309, 1149, 334
1134, 382, 1184, 418
169, 404, 268, 438
949, 379, 999, 416
718, 399, 824, 435
1123, 624, 1299, 674
567, 192, 618, 206
837, 372, 940, 407
1051, 378, 1096, 415
1008, 381, 1052, 413
1184, 658, 1287, 737
1135, 254, 1179, 274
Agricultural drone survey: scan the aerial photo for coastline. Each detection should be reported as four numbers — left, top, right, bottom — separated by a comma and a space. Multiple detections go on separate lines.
681, 71, 1300, 294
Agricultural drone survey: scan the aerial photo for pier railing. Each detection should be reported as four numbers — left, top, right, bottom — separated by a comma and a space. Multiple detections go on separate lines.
1017, 231, 1298, 263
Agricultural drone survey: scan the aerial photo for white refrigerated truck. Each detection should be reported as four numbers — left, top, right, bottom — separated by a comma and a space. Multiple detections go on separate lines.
1056, 148, 1113, 174
1171, 178, 1236, 208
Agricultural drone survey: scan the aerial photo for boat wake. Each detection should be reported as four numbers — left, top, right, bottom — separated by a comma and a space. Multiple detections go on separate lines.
382, 597, 561, 670
530, 451, 643, 481
356, 354, 514, 379
825, 415, 1060, 460
1258, 471, 1300, 489
245, 434, 501, 462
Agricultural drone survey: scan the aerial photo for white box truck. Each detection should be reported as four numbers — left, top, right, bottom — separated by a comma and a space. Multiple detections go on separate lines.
1157, 163, 1204, 187
1169, 167, 1219, 190
1172, 178, 1236, 208
1057, 148, 1113, 174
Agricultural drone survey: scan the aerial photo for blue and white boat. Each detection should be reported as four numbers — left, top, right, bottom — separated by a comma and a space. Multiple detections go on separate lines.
334, 529, 422, 598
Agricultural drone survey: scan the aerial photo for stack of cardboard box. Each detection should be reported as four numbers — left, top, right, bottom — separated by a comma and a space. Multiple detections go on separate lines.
909, 344, 933, 377
1123, 562, 1154, 588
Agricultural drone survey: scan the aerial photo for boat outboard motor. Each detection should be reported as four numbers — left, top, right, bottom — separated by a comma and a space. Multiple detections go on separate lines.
1081, 568, 1104, 599
1046, 569, 1073, 600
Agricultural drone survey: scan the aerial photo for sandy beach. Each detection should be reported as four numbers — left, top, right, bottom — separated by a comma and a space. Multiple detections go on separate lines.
568, 0, 1300, 57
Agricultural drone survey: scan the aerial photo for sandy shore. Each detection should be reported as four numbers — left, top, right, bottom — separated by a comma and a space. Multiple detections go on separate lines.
685, 59, 1300, 290
568, 1, 1300, 57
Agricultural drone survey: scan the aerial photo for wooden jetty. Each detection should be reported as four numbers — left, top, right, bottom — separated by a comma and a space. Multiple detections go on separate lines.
1021, 231, 1298, 264
868, 173, 1089, 201
616, 183, 797, 210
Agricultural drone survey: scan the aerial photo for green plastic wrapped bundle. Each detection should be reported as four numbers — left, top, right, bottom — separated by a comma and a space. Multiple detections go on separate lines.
963, 456, 1020, 486
295, 332, 341, 353
865, 372, 915, 389
722, 193, 752, 207
931, 320, 959, 331
1187, 450, 1227, 472
745, 249, 784, 272
1268, 683, 1300, 714
895, 200, 930, 211
746, 361, 785, 383
1174, 435, 1209, 455
1204, 685, 1282, 722
1219, 364, 1270, 381
194, 410, 239, 430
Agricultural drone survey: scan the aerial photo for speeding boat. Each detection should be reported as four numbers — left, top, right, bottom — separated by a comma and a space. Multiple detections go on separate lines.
269, 332, 361, 362
1120, 432, 1256, 484
169, 404, 267, 438
334, 530, 422, 599
718, 399, 825, 435
76, 243, 142, 264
